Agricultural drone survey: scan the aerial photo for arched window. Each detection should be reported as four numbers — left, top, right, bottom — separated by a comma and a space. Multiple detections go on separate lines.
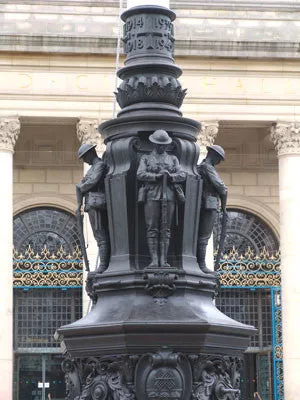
13, 207, 82, 351
13, 207, 81, 253
213, 208, 279, 254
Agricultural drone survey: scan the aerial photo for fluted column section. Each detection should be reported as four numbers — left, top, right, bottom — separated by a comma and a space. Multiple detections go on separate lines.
0, 117, 20, 400
271, 121, 300, 400
197, 121, 219, 271
76, 119, 104, 315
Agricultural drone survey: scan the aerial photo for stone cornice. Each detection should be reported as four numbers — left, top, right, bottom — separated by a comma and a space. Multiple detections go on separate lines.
1, 0, 299, 12
2, 36, 300, 59
76, 119, 105, 155
271, 122, 300, 156
0, 36, 118, 55
0, 117, 20, 152
171, 0, 300, 11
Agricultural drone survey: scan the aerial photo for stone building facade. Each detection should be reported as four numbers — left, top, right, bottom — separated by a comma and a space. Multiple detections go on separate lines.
0, 1, 299, 399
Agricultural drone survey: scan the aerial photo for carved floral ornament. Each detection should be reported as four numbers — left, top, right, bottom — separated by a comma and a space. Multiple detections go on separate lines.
0, 117, 20, 152
76, 119, 106, 155
197, 121, 219, 151
271, 122, 300, 156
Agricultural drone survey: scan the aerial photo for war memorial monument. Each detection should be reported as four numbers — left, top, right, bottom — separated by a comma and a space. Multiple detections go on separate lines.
58, 5, 255, 399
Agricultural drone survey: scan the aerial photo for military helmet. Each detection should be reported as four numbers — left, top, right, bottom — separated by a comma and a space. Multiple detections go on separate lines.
207, 144, 225, 160
78, 143, 97, 159
149, 130, 172, 145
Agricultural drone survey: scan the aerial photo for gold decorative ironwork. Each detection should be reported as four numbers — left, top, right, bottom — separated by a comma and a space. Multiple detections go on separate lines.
13, 245, 83, 287
275, 345, 283, 360
216, 246, 281, 287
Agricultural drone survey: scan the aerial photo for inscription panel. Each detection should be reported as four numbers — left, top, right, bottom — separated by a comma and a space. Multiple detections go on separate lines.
123, 13, 174, 57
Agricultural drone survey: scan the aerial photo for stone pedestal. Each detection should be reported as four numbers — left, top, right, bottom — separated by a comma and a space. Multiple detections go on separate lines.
59, 6, 254, 400
0, 117, 20, 400
271, 122, 300, 400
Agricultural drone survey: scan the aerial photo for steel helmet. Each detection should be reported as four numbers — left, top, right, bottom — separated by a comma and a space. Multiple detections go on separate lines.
207, 144, 225, 161
78, 143, 97, 159
149, 130, 172, 145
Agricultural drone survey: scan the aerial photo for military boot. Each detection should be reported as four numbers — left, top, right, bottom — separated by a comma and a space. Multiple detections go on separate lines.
160, 239, 171, 267
197, 242, 218, 277
147, 237, 159, 268
96, 243, 110, 273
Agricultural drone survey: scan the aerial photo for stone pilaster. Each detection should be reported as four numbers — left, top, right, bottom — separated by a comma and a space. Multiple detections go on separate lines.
0, 117, 20, 400
197, 121, 219, 160
271, 121, 300, 400
76, 119, 105, 156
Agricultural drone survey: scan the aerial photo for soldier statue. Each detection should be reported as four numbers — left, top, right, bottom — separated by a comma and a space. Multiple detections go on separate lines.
137, 130, 186, 268
197, 145, 227, 275
76, 144, 110, 273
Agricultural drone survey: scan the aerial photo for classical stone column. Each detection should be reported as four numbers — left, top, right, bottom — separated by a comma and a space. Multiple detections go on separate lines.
197, 121, 219, 271
271, 121, 300, 400
76, 119, 104, 315
0, 117, 20, 400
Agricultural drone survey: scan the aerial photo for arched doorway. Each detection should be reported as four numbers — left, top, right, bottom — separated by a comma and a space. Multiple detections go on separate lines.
214, 208, 280, 400
13, 207, 82, 400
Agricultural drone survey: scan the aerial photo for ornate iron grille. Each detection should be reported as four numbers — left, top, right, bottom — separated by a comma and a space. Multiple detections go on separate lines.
14, 288, 82, 351
215, 288, 272, 349
13, 245, 83, 288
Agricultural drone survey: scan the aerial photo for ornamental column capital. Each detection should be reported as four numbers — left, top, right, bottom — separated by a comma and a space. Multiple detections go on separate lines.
271, 121, 300, 156
197, 121, 219, 148
197, 121, 219, 160
76, 118, 105, 155
0, 117, 20, 152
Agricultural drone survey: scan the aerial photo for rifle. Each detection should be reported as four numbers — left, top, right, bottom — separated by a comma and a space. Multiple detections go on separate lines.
214, 209, 228, 271
76, 186, 90, 272
161, 172, 168, 240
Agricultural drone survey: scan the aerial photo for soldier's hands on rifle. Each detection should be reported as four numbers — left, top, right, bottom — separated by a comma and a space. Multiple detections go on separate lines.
156, 172, 163, 180
163, 170, 172, 181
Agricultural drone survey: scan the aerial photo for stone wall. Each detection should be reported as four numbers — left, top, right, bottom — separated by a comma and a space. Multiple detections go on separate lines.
0, 1, 299, 58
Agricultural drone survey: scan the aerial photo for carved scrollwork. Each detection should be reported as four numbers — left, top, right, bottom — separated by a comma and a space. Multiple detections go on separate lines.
62, 351, 244, 400
144, 269, 178, 303
62, 356, 137, 400
62, 357, 82, 400
85, 272, 98, 304
190, 355, 242, 400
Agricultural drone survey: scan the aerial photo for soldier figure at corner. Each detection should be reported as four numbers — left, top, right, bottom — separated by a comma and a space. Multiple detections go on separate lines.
137, 130, 186, 269
76, 144, 110, 273
197, 145, 227, 276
